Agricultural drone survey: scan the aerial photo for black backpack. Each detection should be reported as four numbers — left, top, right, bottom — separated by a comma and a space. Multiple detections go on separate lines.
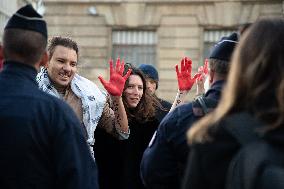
223, 113, 284, 189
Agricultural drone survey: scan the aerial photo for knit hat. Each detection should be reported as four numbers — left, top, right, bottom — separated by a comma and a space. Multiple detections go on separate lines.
5, 4, 47, 38
138, 64, 159, 89
209, 32, 238, 61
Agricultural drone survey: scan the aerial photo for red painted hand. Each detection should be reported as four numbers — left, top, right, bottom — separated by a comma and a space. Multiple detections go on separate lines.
195, 59, 209, 95
98, 58, 132, 96
175, 57, 200, 91
197, 59, 209, 81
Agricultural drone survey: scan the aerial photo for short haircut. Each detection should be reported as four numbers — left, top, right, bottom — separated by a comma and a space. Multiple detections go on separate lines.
3, 28, 47, 65
48, 36, 79, 60
209, 58, 230, 76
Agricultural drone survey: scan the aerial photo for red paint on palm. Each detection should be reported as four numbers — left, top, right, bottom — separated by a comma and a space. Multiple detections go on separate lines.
176, 57, 200, 91
98, 58, 132, 96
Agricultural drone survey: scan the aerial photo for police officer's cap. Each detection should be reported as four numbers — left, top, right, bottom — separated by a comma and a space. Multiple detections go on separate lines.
5, 4, 47, 38
209, 32, 238, 61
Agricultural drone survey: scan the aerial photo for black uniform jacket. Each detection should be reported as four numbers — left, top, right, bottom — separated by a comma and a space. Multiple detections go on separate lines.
140, 80, 225, 189
0, 61, 98, 189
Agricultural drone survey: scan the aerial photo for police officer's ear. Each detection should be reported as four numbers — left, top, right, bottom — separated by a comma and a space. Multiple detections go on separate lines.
35, 51, 48, 71
209, 69, 215, 84
40, 51, 48, 67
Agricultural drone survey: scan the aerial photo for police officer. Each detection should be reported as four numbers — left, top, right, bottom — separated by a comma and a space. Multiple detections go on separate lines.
0, 4, 98, 189
140, 33, 239, 189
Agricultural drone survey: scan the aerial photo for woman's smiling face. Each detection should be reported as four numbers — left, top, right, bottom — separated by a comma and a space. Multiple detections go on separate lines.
123, 74, 144, 108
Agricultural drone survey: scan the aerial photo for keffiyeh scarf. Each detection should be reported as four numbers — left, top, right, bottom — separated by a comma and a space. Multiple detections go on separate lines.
37, 67, 106, 147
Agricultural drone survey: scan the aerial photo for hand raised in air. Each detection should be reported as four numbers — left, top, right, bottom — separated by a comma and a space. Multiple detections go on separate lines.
175, 57, 201, 91
98, 58, 132, 96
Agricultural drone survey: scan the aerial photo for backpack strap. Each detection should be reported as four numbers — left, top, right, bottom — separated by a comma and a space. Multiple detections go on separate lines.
192, 96, 218, 116
196, 96, 210, 114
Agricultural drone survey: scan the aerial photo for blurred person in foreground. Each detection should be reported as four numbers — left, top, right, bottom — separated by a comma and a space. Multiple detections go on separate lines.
184, 17, 284, 189
0, 4, 98, 189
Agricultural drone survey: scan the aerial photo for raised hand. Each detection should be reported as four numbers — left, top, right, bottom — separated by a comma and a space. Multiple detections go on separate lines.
98, 58, 132, 96
175, 57, 200, 91
203, 59, 209, 75
196, 59, 209, 95
197, 59, 209, 81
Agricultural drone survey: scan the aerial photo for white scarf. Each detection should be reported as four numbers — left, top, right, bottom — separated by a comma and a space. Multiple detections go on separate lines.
36, 68, 106, 147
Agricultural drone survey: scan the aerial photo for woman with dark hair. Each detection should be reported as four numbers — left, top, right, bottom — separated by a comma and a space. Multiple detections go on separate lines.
94, 64, 161, 189
122, 66, 158, 123
183, 17, 284, 189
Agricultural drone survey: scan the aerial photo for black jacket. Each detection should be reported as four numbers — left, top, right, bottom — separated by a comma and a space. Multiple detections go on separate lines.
182, 112, 284, 189
0, 61, 98, 189
182, 123, 239, 189
155, 98, 172, 122
94, 117, 161, 189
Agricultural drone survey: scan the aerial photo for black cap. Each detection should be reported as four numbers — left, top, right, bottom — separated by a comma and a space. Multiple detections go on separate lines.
139, 64, 159, 89
139, 64, 159, 82
5, 4, 47, 38
209, 32, 238, 61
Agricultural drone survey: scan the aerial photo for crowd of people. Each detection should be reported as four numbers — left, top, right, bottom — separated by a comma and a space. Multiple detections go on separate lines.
0, 3, 283, 189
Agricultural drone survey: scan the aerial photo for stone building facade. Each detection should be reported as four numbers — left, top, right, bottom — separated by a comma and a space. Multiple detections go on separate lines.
2, 0, 284, 101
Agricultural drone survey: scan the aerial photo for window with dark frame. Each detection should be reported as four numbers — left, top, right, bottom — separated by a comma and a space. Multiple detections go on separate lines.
112, 30, 157, 68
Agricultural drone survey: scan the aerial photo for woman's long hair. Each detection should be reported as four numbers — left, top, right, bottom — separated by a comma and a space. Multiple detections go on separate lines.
188, 18, 284, 143
122, 66, 158, 122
